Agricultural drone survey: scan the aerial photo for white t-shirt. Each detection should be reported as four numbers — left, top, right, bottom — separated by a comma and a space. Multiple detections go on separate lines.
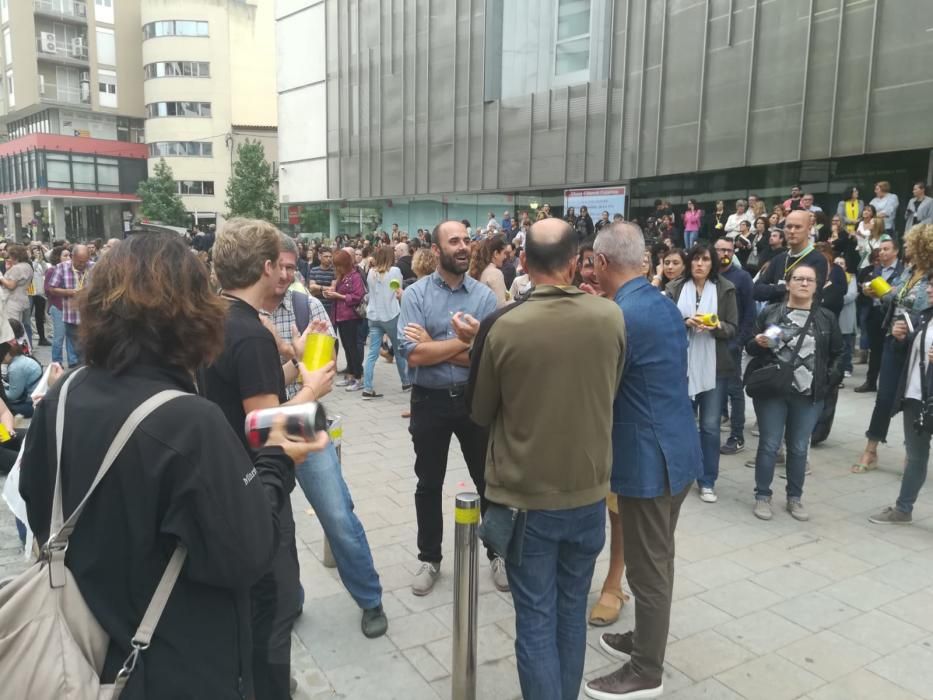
906, 325, 933, 402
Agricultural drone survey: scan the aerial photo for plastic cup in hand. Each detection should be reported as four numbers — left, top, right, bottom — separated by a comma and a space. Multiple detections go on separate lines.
389, 279, 401, 291
302, 333, 336, 371
763, 324, 783, 347
699, 313, 719, 327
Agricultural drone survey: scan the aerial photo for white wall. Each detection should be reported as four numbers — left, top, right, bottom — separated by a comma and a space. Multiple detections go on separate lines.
275, 0, 327, 203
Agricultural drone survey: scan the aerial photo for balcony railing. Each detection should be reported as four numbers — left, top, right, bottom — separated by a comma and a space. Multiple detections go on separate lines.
35, 35, 89, 61
33, 0, 88, 21
39, 79, 89, 105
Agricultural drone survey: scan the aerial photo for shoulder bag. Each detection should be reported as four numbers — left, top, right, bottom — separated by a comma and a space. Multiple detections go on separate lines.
743, 307, 815, 399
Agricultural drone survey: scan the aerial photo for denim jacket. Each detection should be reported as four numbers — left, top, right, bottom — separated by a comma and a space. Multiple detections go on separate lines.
610, 278, 702, 498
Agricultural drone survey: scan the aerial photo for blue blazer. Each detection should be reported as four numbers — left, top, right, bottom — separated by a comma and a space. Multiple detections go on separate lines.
611, 277, 702, 498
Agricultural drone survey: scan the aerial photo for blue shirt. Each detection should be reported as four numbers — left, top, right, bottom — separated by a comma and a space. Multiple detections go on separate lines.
611, 277, 702, 498
397, 271, 497, 389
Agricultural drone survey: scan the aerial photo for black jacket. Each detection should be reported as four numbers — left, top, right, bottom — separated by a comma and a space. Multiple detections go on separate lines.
745, 303, 845, 401
891, 307, 933, 417
20, 365, 294, 700
754, 247, 830, 303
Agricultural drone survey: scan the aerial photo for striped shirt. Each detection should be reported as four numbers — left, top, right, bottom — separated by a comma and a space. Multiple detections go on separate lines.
266, 290, 336, 399
47, 260, 93, 324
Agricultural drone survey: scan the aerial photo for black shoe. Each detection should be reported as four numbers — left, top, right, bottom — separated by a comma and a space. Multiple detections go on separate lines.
361, 604, 388, 638
402, 384, 412, 391
361, 390, 383, 400
854, 382, 877, 393
38, 340, 51, 346
599, 630, 633, 661
720, 437, 745, 455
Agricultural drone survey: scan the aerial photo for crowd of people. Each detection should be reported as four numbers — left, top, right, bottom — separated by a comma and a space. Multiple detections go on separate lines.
0, 176, 930, 700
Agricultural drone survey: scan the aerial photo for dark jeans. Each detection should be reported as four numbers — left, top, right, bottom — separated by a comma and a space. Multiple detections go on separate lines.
336, 318, 364, 379
842, 333, 855, 373
31, 295, 47, 342
620, 485, 689, 682
721, 346, 746, 441
865, 306, 885, 386
866, 335, 905, 443
857, 303, 872, 351
753, 395, 823, 499
251, 501, 300, 700
695, 378, 727, 489
507, 502, 605, 700
409, 386, 491, 563
897, 400, 931, 514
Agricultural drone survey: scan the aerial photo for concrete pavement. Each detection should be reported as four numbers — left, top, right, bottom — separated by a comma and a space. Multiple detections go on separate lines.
2, 354, 933, 699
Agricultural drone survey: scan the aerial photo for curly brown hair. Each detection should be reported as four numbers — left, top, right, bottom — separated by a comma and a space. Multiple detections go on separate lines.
904, 224, 933, 273
79, 232, 226, 373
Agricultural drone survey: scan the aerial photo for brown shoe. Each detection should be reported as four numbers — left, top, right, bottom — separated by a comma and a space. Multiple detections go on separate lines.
584, 663, 663, 699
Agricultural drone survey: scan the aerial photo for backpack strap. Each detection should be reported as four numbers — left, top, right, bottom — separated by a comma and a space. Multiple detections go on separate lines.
292, 290, 311, 335
46, 369, 186, 587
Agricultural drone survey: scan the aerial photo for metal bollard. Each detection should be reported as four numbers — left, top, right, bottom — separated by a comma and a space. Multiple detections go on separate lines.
452, 492, 480, 700
322, 417, 343, 569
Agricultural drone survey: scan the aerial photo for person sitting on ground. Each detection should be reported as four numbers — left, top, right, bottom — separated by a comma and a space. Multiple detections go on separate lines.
0, 319, 42, 417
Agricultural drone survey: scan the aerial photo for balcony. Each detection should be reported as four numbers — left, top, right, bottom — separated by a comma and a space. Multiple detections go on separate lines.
35, 35, 89, 66
33, 0, 88, 23
38, 78, 90, 106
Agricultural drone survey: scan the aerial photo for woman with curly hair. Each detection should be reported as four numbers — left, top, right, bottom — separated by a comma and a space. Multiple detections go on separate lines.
853, 224, 933, 474
468, 236, 508, 307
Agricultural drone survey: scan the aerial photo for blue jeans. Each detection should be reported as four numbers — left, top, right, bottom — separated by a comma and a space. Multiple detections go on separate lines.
507, 501, 605, 700
362, 316, 408, 391
7, 398, 33, 418
753, 395, 823, 499
695, 378, 727, 489
294, 442, 382, 609
49, 306, 79, 366
684, 230, 699, 249
842, 333, 855, 373
897, 400, 931, 514
721, 346, 746, 442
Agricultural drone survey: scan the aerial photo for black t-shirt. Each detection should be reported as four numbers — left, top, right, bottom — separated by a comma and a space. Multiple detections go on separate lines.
199, 297, 286, 449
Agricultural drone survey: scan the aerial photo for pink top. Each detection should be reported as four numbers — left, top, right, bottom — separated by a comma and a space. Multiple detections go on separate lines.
683, 209, 702, 231
333, 268, 366, 323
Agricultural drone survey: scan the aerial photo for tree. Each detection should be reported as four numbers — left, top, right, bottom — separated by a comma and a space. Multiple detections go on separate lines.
137, 158, 188, 226
225, 139, 277, 222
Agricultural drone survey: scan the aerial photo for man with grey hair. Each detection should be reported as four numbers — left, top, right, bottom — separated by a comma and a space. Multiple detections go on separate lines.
584, 222, 701, 700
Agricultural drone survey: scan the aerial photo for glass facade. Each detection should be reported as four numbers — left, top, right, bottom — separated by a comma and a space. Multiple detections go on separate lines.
142, 20, 209, 40
145, 101, 211, 118
175, 180, 214, 195
143, 61, 210, 79
149, 141, 213, 157
0, 148, 144, 195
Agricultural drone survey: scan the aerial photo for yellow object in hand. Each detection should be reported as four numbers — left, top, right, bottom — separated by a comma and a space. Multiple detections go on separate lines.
302, 333, 336, 372
698, 313, 719, 327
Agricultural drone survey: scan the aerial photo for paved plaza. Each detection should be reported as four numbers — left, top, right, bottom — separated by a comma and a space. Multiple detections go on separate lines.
2, 355, 933, 699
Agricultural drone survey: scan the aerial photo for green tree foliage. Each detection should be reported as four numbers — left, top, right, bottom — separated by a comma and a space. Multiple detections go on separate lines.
225, 139, 277, 222
137, 158, 187, 226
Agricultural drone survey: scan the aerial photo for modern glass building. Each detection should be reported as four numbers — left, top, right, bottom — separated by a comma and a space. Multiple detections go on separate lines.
276, 0, 933, 235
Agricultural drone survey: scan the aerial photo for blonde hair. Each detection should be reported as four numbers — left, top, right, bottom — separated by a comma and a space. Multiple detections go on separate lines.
412, 248, 436, 278
212, 218, 281, 290
904, 224, 933, 273
875, 181, 891, 194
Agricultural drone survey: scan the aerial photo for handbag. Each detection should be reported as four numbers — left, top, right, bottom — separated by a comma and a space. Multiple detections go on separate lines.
0, 368, 188, 699
743, 307, 815, 399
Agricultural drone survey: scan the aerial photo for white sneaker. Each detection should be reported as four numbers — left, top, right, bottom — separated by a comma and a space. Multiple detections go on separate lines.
411, 562, 440, 596
344, 380, 363, 392
490, 556, 509, 592
699, 487, 718, 503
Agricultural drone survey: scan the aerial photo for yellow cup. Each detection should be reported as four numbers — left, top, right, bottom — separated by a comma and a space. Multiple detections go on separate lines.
699, 313, 719, 327
302, 333, 336, 372
869, 277, 892, 297
0, 424, 10, 443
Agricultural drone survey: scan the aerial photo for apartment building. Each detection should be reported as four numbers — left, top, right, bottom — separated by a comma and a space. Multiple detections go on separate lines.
0, 0, 147, 239
0, 0, 277, 240
141, 0, 277, 229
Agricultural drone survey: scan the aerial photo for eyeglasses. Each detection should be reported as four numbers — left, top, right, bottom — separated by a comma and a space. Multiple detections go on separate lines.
790, 277, 816, 284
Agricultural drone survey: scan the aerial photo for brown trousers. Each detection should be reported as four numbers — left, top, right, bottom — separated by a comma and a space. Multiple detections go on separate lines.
619, 484, 689, 681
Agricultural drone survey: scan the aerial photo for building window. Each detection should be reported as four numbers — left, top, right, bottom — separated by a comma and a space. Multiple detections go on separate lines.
1, 0, 8, 25
143, 61, 210, 79
3, 29, 10, 66
142, 20, 208, 39
117, 116, 144, 143
95, 27, 115, 65
98, 68, 116, 108
6, 69, 12, 108
96, 156, 118, 191
95, 0, 114, 24
149, 141, 213, 157
554, 0, 590, 77
175, 180, 214, 195
145, 101, 211, 118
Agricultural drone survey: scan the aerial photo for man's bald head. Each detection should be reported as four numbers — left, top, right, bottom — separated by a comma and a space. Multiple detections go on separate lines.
525, 218, 578, 275
72, 244, 90, 271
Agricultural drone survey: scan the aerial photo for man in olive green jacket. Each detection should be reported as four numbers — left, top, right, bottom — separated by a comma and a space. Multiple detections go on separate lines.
468, 218, 626, 700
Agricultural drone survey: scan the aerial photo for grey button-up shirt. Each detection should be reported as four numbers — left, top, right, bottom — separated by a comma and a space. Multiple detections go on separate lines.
906, 196, 933, 229
397, 271, 497, 389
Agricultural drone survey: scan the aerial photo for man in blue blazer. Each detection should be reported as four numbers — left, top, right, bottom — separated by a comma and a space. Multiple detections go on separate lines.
584, 222, 702, 700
